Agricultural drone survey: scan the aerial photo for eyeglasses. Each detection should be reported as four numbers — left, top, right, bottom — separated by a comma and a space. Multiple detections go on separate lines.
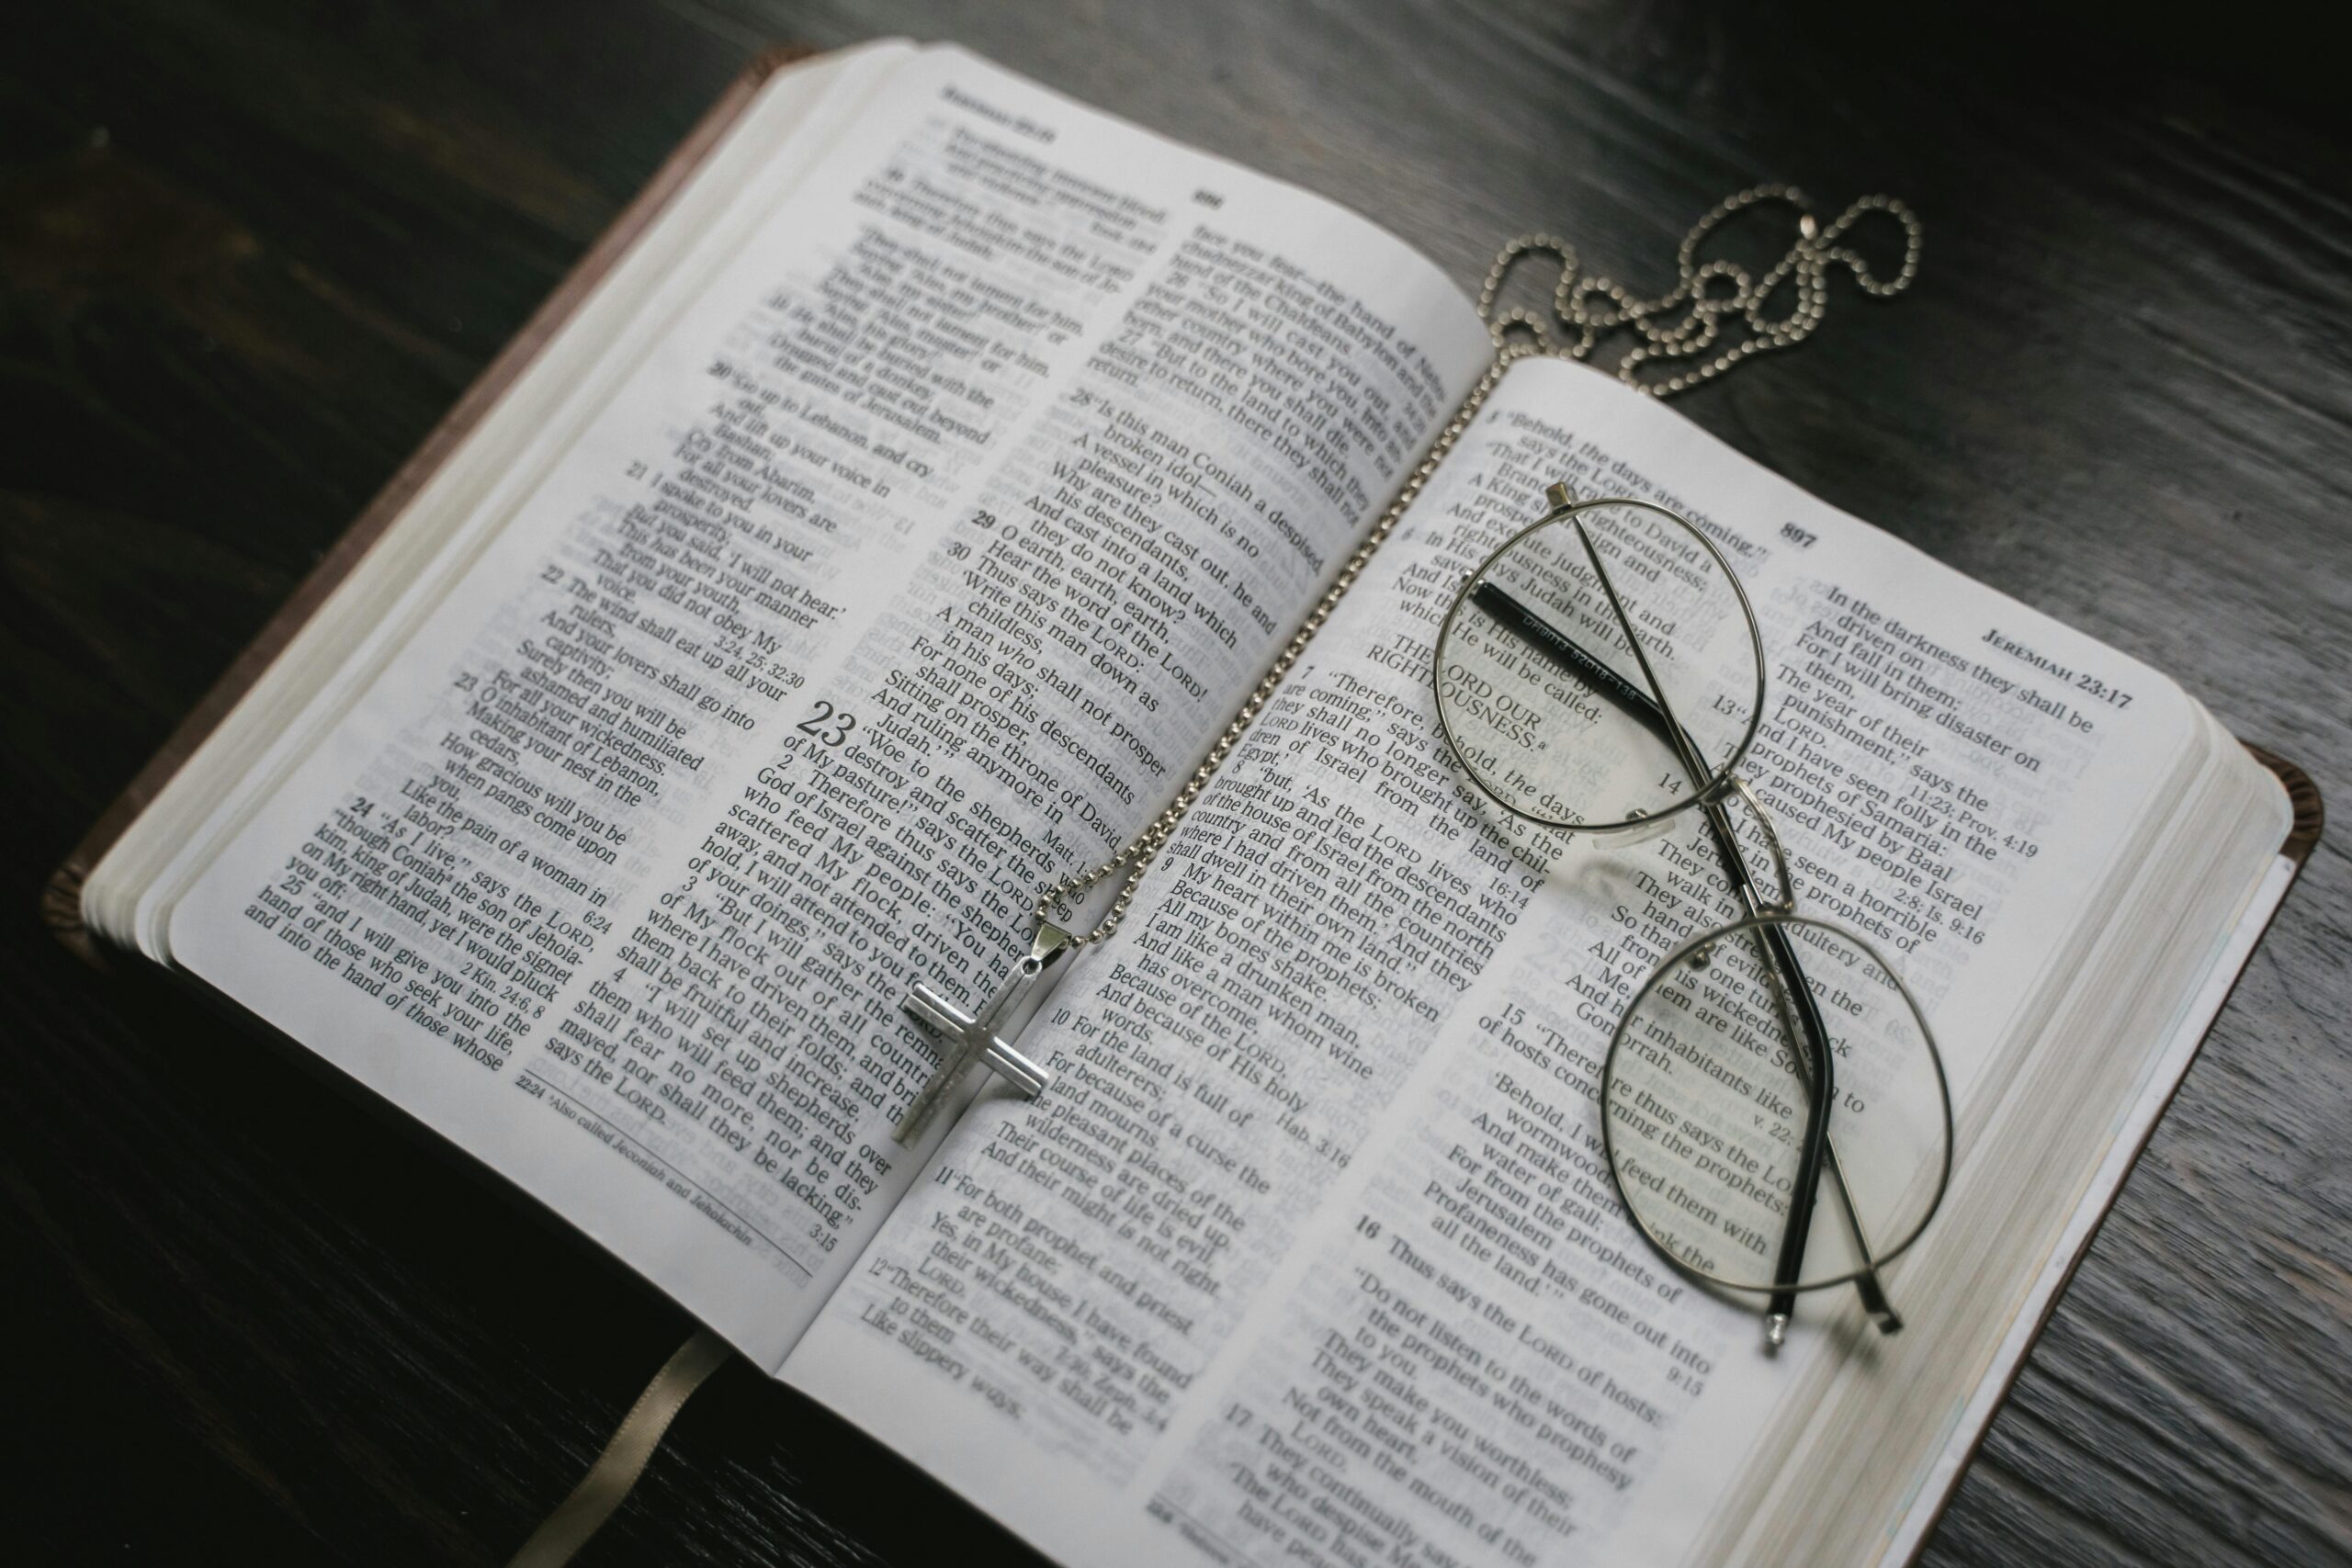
1431, 485, 1953, 1348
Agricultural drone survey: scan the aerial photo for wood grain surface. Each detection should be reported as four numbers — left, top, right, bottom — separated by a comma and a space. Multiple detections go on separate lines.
4, 2, 2346, 1562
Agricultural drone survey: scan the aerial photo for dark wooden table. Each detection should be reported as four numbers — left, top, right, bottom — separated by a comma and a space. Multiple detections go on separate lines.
5, 2, 2347, 1562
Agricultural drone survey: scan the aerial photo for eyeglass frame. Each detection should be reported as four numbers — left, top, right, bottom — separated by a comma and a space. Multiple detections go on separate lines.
1430, 486, 1955, 1348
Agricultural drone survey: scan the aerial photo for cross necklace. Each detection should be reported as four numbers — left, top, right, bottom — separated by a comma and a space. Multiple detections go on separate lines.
893, 919, 1070, 1145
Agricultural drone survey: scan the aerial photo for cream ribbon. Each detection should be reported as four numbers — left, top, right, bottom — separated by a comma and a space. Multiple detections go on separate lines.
508, 1331, 732, 1568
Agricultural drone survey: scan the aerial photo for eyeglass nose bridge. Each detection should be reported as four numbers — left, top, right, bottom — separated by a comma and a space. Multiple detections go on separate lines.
1687, 773, 1797, 972
1720, 773, 1798, 916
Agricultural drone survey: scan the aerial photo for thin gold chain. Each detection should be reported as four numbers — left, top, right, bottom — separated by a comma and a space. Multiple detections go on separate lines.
1034, 186, 1919, 944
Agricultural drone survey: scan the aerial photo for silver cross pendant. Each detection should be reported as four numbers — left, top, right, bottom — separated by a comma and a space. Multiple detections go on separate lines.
893, 919, 1071, 1145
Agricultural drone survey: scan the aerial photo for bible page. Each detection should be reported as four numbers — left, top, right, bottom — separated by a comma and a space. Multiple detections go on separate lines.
165, 42, 1492, 1368
787, 354, 2233, 1566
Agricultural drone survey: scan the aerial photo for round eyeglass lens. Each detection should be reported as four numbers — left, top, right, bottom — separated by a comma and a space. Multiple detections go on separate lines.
1434, 500, 1763, 832
1601, 915, 1951, 1292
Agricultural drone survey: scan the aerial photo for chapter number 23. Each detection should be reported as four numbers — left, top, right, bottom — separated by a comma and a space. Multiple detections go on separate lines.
797, 700, 857, 749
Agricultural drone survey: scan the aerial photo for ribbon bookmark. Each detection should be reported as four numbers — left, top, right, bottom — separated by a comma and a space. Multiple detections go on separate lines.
507, 1330, 732, 1568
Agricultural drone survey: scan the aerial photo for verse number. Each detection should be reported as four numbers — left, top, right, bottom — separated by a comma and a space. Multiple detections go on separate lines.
797, 699, 857, 748
2073, 670, 2134, 709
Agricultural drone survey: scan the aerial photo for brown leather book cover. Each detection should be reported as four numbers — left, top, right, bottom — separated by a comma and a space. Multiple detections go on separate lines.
42, 46, 815, 965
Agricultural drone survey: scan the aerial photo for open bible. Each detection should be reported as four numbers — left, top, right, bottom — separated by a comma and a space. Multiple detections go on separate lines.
51, 39, 2317, 1568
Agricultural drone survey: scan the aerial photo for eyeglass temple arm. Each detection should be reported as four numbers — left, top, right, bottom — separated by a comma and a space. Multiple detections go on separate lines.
1471, 581, 1670, 744
1675, 793, 1905, 1334
1555, 524, 1834, 1341
1745, 924, 1903, 1332
1497, 540, 1902, 1343
1473, 586, 1903, 1314
1474, 581, 1902, 1337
